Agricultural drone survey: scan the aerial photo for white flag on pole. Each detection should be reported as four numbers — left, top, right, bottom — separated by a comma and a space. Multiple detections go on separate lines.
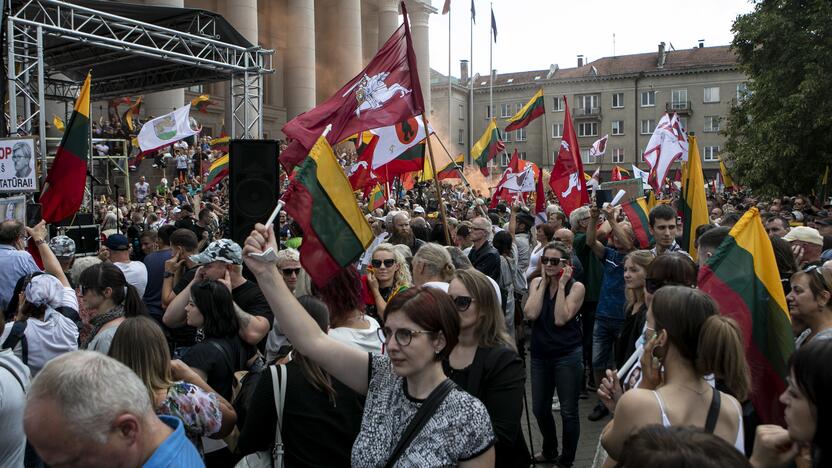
500, 165, 536, 192
370, 115, 435, 170
642, 113, 688, 191
589, 134, 609, 158
137, 105, 199, 152
632, 165, 650, 187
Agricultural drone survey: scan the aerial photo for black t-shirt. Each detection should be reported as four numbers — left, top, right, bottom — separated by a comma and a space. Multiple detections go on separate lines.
615, 303, 647, 369
175, 217, 206, 243
170, 266, 200, 347
236, 360, 365, 466
182, 335, 256, 401
232, 280, 274, 353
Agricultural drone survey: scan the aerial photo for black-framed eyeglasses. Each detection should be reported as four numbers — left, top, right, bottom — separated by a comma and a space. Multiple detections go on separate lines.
377, 327, 436, 347
450, 295, 473, 311
371, 258, 396, 269
280, 267, 301, 277
540, 256, 566, 266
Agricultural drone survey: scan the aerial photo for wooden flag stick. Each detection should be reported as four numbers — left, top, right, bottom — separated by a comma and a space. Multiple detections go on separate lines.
420, 115, 451, 245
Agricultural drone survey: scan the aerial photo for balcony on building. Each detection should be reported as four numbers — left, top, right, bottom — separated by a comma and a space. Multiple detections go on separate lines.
573, 106, 602, 120
666, 100, 692, 115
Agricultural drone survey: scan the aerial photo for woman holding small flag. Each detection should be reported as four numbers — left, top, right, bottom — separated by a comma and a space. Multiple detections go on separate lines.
364, 243, 412, 321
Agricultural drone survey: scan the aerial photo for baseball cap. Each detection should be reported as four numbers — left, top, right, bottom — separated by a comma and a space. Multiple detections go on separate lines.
413, 205, 425, 215
189, 239, 243, 265
49, 235, 76, 258
783, 226, 824, 246
104, 234, 130, 251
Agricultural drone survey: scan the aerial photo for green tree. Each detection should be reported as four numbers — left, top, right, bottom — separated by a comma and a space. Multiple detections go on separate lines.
725, 0, 832, 196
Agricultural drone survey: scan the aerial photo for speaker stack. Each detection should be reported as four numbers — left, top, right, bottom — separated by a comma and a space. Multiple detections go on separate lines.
228, 140, 280, 246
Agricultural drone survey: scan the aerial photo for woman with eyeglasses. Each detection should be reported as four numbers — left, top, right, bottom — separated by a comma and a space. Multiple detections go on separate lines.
600, 287, 750, 459
787, 265, 832, 349
243, 225, 496, 467
445, 268, 529, 466
523, 241, 586, 466
364, 243, 412, 321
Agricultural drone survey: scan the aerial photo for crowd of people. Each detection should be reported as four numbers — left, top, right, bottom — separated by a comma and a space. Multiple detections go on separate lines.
0, 142, 830, 468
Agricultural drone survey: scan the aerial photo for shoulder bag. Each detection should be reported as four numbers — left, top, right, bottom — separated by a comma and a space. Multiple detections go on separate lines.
236, 364, 287, 468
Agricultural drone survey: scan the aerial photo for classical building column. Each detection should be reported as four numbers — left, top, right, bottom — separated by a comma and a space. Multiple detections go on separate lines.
361, 0, 379, 65
224, 0, 259, 44
406, 0, 433, 117
377, 0, 399, 49
336, 0, 363, 84
286, 0, 316, 119
142, 0, 184, 118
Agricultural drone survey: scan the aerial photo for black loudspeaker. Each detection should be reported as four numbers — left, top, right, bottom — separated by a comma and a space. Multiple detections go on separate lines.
229, 139, 279, 246
48, 224, 101, 256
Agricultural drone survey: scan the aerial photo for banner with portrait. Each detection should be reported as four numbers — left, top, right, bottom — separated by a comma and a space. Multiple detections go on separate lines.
0, 137, 38, 193
0, 195, 26, 223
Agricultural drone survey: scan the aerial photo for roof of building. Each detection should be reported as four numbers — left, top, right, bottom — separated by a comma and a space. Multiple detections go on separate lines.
432, 45, 738, 89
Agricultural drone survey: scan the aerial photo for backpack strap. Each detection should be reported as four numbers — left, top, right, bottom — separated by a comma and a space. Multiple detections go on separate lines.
383, 379, 455, 468
0, 360, 25, 393
704, 388, 722, 434
2, 321, 28, 365
271, 364, 287, 467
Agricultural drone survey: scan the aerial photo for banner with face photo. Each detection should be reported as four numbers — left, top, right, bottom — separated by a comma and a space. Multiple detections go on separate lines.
0, 138, 38, 192
0, 195, 26, 223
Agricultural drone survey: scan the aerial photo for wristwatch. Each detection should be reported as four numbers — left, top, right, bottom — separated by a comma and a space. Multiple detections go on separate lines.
164, 271, 175, 278
34, 239, 46, 246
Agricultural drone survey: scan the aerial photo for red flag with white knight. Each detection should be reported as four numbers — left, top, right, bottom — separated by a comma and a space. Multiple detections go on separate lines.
549, 97, 589, 216
279, 2, 424, 170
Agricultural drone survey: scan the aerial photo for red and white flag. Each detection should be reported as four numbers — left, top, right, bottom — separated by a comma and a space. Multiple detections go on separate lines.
501, 165, 536, 193
549, 97, 589, 216
280, 4, 424, 170
642, 113, 688, 192
589, 134, 608, 158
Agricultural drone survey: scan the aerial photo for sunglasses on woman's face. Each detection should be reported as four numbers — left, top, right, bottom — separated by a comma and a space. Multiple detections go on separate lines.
371, 258, 396, 269
450, 295, 473, 311
540, 256, 566, 266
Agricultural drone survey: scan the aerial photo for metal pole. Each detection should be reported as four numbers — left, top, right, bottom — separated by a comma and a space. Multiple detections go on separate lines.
7, 17, 17, 134
36, 26, 47, 184
431, 130, 487, 218
468, 7, 473, 166
448, 6, 452, 159
421, 117, 451, 245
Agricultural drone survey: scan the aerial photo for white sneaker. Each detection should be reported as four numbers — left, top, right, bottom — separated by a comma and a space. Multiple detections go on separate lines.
551, 396, 561, 412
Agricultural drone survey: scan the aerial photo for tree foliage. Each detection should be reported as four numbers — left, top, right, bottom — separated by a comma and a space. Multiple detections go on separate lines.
725, 0, 832, 196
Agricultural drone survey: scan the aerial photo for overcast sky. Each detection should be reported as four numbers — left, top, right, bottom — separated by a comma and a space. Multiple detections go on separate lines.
428, 0, 756, 77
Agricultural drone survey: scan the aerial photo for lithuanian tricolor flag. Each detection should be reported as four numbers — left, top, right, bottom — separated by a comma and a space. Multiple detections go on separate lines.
203, 154, 229, 191
437, 153, 464, 180
369, 184, 386, 210
282, 133, 374, 287
472, 118, 505, 176
41, 73, 91, 223
680, 135, 709, 260
505, 88, 545, 132
620, 197, 653, 249
698, 208, 793, 424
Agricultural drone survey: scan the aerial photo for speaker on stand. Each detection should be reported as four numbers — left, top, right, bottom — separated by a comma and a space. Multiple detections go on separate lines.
229, 140, 280, 247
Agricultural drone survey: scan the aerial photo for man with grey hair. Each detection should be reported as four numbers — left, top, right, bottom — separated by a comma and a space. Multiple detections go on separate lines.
24, 351, 203, 467
12, 141, 33, 179
467, 216, 501, 283
0, 220, 40, 314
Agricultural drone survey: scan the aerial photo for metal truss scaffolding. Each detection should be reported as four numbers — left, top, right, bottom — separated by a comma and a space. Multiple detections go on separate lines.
6, 0, 274, 170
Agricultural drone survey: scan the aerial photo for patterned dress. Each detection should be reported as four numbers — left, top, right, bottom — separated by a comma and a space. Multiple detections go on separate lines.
156, 381, 223, 456
351, 354, 496, 466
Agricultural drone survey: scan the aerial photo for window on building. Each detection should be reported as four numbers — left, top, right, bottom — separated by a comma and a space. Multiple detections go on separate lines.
552, 123, 563, 138
736, 83, 749, 103
671, 89, 688, 109
188, 85, 203, 93
486, 104, 492, 119
640, 119, 656, 134
581, 149, 593, 164
641, 90, 655, 107
519, 152, 527, 160
458, 128, 464, 145
704, 116, 720, 132
703, 145, 720, 161
503, 130, 512, 143
515, 128, 527, 141
679, 117, 688, 132
458, 104, 464, 120
578, 94, 599, 112
612, 147, 625, 163
612, 92, 624, 108
550, 151, 557, 166
578, 122, 598, 137
500, 153, 510, 167
552, 96, 564, 112
704, 86, 720, 103
515, 102, 524, 114
500, 103, 511, 118
611, 120, 624, 135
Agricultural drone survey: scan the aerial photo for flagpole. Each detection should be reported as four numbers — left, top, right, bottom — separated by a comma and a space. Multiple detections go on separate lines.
448, 5, 452, 161
468, 1, 474, 166
422, 119, 451, 245
431, 129, 487, 217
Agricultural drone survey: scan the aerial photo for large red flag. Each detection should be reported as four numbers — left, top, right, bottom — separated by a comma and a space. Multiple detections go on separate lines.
280, 3, 424, 170
348, 136, 378, 191
611, 166, 623, 181
549, 97, 589, 216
